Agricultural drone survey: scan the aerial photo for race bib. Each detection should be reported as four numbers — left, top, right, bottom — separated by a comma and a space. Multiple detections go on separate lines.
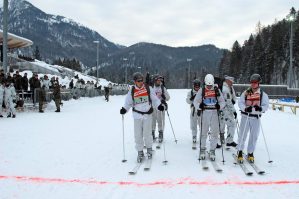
133, 87, 149, 105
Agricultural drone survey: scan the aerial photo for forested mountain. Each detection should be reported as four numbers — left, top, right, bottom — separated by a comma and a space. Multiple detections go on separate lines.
219, 7, 299, 87
0, 0, 224, 88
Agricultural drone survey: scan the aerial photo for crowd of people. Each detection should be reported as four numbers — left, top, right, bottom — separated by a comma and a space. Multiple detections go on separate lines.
120, 72, 269, 165
0, 69, 62, 117
0, 69, 130, 118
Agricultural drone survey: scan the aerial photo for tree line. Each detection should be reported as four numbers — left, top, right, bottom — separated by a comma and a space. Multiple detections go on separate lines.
218, 7, 299, 87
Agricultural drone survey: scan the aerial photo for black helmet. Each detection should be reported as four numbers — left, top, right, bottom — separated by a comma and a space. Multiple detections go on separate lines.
133, 72, 143, 81
153, 74, 163, 81
250, 74, 262, 83
193, 79, 201, 87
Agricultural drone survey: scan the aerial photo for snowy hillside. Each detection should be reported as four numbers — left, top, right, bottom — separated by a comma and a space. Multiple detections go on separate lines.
0, 90, 299, 199
16, 60, 113, 87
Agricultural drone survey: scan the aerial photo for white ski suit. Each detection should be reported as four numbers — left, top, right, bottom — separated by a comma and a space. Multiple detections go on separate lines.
0, 84, 4, 116
123, 84, 161, 151
237, 88, 269, 154
220, 82, 237, 143
193, 86, 225, 151
186, 89, 201, 137
151, 85, 170, 133
4, 84, 17, 116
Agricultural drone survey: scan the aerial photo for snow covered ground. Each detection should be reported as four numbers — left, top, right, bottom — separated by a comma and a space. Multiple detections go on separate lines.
1, 89, 299, 199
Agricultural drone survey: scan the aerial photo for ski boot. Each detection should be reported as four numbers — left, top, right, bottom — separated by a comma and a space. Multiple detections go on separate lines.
247, 153, 254, 163
192, 136, 197, 143
12, 114, 16, 118
209, 150, 216, 161
158, 131, 163, 143
152, 131, 156, 141
147, 148, 153, 159
7, 113, 11, 118
237, 150, 243, 164
226, 141, 237, 147
216, 143, 222, 149
137, 151, 144, 163
0, 115, 3, 118
200, 148, 206, 160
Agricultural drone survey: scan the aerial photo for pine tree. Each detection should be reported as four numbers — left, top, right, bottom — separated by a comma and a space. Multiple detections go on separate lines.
229, 41, 242, 79
33, 46, 41, 60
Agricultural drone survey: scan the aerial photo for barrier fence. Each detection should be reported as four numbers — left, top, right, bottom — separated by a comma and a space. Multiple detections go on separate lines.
11, 88, 128, 112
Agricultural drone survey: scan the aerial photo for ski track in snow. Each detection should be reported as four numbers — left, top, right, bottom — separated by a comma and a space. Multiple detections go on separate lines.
0, 89, 299, 199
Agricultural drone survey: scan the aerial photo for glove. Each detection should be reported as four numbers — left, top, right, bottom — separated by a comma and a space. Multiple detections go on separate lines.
158, 104, 164, 111
120, 107, 127, 115
161, 99, 167, 105
233, 112, 237, 119
254, 105, 262, 112
231, 99, 235, 105
197, 109, 201, 116
244, 106, 252, 113
215, 103, 220, 110
189, 95, 195, 101
199, 103, 205, 110
220, 133, 225, 144
161, 94, 166, 100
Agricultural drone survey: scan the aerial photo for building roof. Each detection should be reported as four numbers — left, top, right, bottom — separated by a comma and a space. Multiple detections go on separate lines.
0, 30, 33, 49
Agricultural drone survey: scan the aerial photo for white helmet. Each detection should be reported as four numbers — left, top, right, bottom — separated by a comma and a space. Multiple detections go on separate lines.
204, 74, 214, 86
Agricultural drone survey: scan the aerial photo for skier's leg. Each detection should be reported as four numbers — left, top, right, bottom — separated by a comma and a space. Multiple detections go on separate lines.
247, 118, 261, 154
237, 115, 250, 152
134, 119, 144, 152
200, 111, 210, 150
152, 109, 157, 132
209, 111, 220, 150
226, 113, 237, 144
144, 115, 153, 149
190, 112, 197, 137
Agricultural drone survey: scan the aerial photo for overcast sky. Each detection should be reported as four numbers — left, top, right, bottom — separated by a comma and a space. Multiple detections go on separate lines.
25, 0, 295, 49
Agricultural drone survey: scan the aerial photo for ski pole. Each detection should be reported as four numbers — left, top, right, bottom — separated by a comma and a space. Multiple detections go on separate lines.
121, 115, 127, 163
198, 110, 204, 163
259, 117, 273, 163
236, 118, 240, 137
161, 110, 168, 164
216, 110, 225, 164
166, 110, 178, 143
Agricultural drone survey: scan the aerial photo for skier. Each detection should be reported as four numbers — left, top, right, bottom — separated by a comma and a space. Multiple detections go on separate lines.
151, 74, 170, 143
120, 72, 164, 163
186, 79, 201, 144
219, 75, 238, 147
193, 74, 225, 161
237, 74, 269, 163
53, 81, 61, 112
4, 81, 17, 118
104, 83, 112, 102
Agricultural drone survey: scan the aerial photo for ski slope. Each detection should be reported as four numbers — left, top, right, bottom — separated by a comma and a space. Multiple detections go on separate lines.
0, 89, 299, 199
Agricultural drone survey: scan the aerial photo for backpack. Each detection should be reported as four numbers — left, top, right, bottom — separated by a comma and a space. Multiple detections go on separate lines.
244, 87, 263, 106
214, 76, 224, 91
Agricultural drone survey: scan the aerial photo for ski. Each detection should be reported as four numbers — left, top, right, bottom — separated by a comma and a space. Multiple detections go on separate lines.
210, 160, 223, 172
232, 154, 253, 176
200, 159, 209, 170
143, 158, 152, 171
156, 142, 162, 149
245, 158, 265, 175
128, 161, 143, 175
144, 151, 155, 171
